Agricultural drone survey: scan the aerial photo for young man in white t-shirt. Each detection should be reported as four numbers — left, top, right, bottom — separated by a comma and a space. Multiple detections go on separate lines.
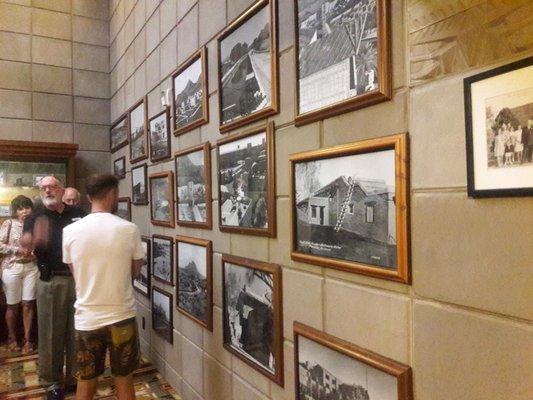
62, 174, 145, 400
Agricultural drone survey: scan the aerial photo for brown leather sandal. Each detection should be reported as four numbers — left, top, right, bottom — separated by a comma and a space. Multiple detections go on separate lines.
8, 340, 21, 352
21, 341, 35, 355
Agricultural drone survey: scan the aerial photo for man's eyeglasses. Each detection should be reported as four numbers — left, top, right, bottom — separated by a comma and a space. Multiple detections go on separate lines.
39, 185, 59, 192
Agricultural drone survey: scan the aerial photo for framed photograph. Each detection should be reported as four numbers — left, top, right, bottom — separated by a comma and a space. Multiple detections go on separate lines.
149, 171, 175, 228
175, 142, 212, 229
294, 0, 392, 126
115, 197, 131, 221
131, 163, 148, 205
290, 133, 409, 283
133, 236, 151, 297
129, 97, 148, 163
222, 254, 283, 385
110, 114, 128, 152
217, 0, 278, 132
152, 235, 174, 285
113, 156, 126, 179
151, 286, 173, 344
464, 57, 533, 197
176, 236, 213, 330
149, 108, 172, 162
172, 47, 209, 135
217, 123, 276, 237
294, 322, 413, 400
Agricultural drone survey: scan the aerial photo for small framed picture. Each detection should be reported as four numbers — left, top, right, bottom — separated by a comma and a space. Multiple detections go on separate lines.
152, 235, 174, 285
151, 286, 173, 344
294, 322, 413, 400
217, 0, 278, 132
115, 197, 131, 221
149, 171, 175, 228
464, 57, 533, 197
175, 142, 212, 229
133, 236, 151, 297
176, 236, 213, 331
113, 156, 126, 179
110, 114, 128, 152
149, 108, 172, 162
172, 47, 209, 135
290, 133, 409, 283
222, 254, 283, 386
131, 163, 148, 205
129, 97, 148, 163
216, 122, 276, 237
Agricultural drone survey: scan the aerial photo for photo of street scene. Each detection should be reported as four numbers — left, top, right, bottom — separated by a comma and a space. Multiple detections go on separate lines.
111, 117, 128, 151
130, 101, 147, 160
176, 149, 208, 224
150, 173, 173, 225
115, 198, 130, 221
174, 56, 205, 131
152, 288, 172, 343
152, 236, 173, 284
149, 111, 170, 161
131, 164, 148, 204
133, 238, 150, 297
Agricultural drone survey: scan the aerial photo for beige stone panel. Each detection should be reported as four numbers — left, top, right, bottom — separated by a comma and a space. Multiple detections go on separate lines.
271, 50, 295, 126
116, 57, 126, 89
109, 39, 119, 71
203, 353, 232, 400
32, 8, 71, 40
391, 0, 405, 89
232, 355, 271, 396
181, 381, 203, 400
227, 0, 254, 22
0, 61, 31, 91
232, 374, 270, 400
75, 151, 111, 178
32, 36, 72, 68
124, 45, 135, 81
0, 32, 31, 62
134, 0, 146, 35
32, 121, 73, 142
178, 0, 196, 21
73, 16, 109, 47
146, 85, 162, 119
134, 62, 147, 100
74, 70, 109, 99
412, 191, 533, 320
324, 267, 410, 294
270, 341, 294, 400
33, 93, 72, 122
73, 0, 108, 20
3, 0, 30, 5
123, 13, 135, 49
177, 4, 198, 65
110, 68, 118, 97
164, 364, 183, 396
160, 28, 178, 80
139, 336, 150, 358
230, 233, 269, 260
149, 340, 168, 375
0, 118, 32, 140
145, 0, 159, 19
146, 47, 161, 92
414, 301, 533, 400
109, 0, 124, 41
73, 43, 109, 73
324, 279, 410, 363
134, 28, 146, 69
177, 128, 200, 150
74, 97, 110, 125
111, 88, 125, 122
146, 8, 160, 55
205, 39, 217, 95
0, 3, 31, 34
160, 0, 177, 38
164, 330, 183, 375
74, 124, 109, 151
211, 202, 231, 254
199, 94, 220, 143
181, 336, 204, 395
32, 0, 70, 12
179, 311, 204, 348
211, 254, 222, 308
198, 0, 226, 45
278, 0, 294, 52
124, 76, 135, 108
202, 306, 232, 368
135, 301, 151, 343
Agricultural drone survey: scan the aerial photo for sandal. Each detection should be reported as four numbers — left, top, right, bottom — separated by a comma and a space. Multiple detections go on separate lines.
8, 340, 21, 352
21, 341, 35, 355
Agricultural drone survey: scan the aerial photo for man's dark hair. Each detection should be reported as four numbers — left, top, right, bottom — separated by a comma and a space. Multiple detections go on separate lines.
10, 195, 33, 217
86, 174, 119, 200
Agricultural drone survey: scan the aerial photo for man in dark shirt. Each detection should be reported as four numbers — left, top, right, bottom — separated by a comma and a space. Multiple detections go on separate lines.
22, 176, 86, 400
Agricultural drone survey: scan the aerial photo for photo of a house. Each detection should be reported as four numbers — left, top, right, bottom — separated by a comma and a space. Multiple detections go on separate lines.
130, 102, 147, 160
174, 57, 204, 130
149, 112, 170, 160
150, 176, 171, 223
152, 236, 172, 284
110, 117, 127, 151
131, 165, 147, 204
176, 149, 207, 223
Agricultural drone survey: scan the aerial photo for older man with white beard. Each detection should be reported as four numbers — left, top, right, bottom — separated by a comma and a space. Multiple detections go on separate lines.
22, 176, 86, 400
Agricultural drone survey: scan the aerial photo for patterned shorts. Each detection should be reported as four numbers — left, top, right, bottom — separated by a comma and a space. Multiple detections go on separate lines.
75, 317, 140, 380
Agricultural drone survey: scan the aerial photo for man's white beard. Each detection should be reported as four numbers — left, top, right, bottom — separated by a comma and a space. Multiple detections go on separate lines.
42, 197, 61, 207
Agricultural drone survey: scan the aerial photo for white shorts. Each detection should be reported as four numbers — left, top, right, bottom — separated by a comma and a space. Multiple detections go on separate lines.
1, 262, 39, 305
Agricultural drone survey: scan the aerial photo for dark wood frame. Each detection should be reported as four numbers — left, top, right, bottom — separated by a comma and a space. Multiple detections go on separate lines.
293, 0, 392, 126
294, 322, 413, 400
216, 122, 276, 237
131, 163, 148, 205
149, 108, 172, 162
128, 97, 148, 163
217, 0, 279, 133
116, 197, 131, 221
152, 234, 174, 285
110, 113, 129, 152
464, 56, 533, 198
151, 286, 173, 344
133, 236, 151, 298
172, 47, 209, 136
113, 156, 126, 179
174, 142, 213, 229
289, 133, 410, 283
149, 171, 175, 228
221, 254, 283, 386
175, 236, 213, 331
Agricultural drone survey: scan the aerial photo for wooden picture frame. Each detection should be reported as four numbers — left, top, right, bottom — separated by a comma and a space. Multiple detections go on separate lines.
149, 171, 175, 228
151, 286, 173, 344
175, 236, 213, 331
290, 133, 409, 283
175, 142, 213, 229
116, 197, 131, 221
152, 234, 174, 286
293, 0, 392, 126
131, 163, 148, 205
172, 47, 209, 136
217, 0, 278, 132
149, 108, 172, 162
294, 322, 413, 400
222, 254, 283, 386
216, 122, 276, 237
133, 236, 151, 298
129, 97, 148, 163
113, 156, 126, 179
464, 56, 533, 198
110, 114, 128, 153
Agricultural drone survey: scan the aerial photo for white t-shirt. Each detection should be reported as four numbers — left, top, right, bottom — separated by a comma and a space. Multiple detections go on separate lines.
63, 212, 145, 330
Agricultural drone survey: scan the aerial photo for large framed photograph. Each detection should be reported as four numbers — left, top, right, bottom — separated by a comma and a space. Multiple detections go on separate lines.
149, 171, 175, 228
464, 57, 533, 197
176, 236, 213, 330
152, 235, 174, 285
110, 114, 128, 152
290, 133, 409, 283
151, 286, 173, 344
217, 0, 278, 132
129, 97, 148, 163
115, 197, 131, 221
133, 236, 151, 298
149, 108, 172, 162
172, 47, 209, 135
217, 123, 276, 237
175, 142, 212, 229
294, 0, 392, 126
131, 163, 148, 205
294, 322, 413, 400
113, 156, 126, 179
222, 254, 283, 385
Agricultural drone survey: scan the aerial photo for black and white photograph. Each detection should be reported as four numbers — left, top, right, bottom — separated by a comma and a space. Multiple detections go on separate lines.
149, 171, 175, 227
133, 237, 151, 297
129, 99, 148, 163
113, 156, 125, 179
152, 235, 173, 285
151, 287, 173, 343
131, 163, 148, 205
176, 237, 212, 330
149, 109, 171, 162
110, 115, 128, 152
115, 197, 131, 221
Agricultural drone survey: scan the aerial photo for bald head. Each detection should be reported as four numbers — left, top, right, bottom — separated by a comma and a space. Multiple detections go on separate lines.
63, 187, 81, 206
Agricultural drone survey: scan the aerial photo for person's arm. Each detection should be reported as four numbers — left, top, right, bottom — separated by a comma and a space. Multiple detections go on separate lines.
0, 220, 16, 255
67, 263, 74, 275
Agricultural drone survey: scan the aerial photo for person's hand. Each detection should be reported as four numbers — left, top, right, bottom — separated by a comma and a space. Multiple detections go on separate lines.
14, 247, 32, 257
